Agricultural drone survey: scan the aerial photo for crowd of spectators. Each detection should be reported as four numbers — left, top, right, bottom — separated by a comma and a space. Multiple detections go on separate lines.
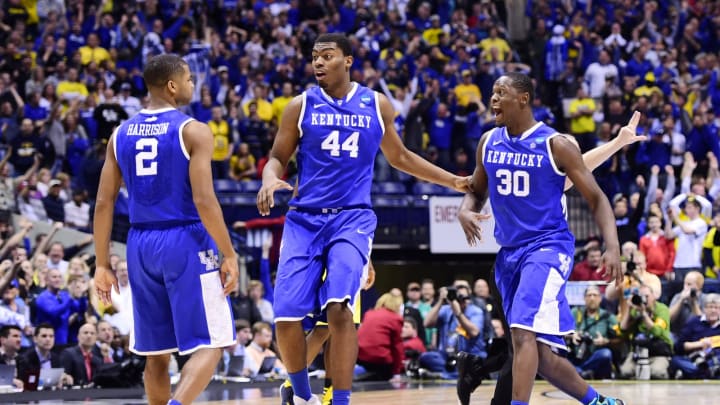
1, 0, 720, 393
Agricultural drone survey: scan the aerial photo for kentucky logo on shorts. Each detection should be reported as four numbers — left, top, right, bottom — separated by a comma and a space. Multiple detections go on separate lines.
558, 253, 571, 277
198, 250, 220, 271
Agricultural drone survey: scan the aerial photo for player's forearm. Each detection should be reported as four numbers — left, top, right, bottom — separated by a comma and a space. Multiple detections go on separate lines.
195, 198, 236, 259
588, 195, 620, 251
390, 149, 456, 189
460, 188, 487, 213
261, 157, 285, 183
93, 200, 115, 267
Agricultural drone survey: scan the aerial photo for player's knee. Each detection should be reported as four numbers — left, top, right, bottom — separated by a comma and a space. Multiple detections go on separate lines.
510, 328, 536, 348
144, 354, 171, 376
326, 301, 353, 324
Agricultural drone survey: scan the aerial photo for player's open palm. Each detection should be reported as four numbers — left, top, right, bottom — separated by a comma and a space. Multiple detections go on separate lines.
601, 248, 623, 286
458, 207, 492, 247
220, 257, 239, 296
94, 265, 119, 305
257, 179, 293, 216
617, 111, 646, 146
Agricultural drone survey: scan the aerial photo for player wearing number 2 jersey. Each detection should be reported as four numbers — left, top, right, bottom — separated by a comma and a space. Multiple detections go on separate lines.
93, 54, 239, 405
257, 33, 470, 405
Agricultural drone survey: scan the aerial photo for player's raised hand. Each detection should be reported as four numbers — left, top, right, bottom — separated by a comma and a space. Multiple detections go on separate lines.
458, 207, 492, 247
94, 265, 119, 305
616, 111, 646, 146
220, 256, 239, 296
601, 247, 623, 286
257, 179, 293, 216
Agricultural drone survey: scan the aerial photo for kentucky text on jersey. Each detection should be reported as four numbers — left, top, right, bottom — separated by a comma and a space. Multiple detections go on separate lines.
310, 112, 373, 128
126, 122, 171, 136
485, 150, 545, 167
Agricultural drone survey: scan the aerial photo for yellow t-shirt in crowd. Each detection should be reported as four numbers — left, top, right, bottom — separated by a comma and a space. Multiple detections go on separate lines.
272, 96, 293, 126
454, 83, 481, 107
209, 120, 231, 161
479, 37, 511, 61
79, 46, 111, 67
568, 98, 596, 134
242, 99, 273, 123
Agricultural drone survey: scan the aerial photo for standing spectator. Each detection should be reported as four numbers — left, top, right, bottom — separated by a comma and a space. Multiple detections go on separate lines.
568, 87, 597, 153
66, 275, 92, 345
56, 68, 88, 103
356, 292, 404, 381
667, 197, 708, 280
639, 214, 676, 279
584, 49, 619, 99
427, 102, 454, 169
79, 33, 111, 67
9, 119, 48, 174
64, 189, 90, 231
60, 323, 101, 386
93, 89, 128, 142
117, 83, 141, 117
241, 84, 273, 123
42, 179, 65, 223
46, 242, 68, 275
271, 82, 295, 127
472, 278, 501, 320
34, 268, 72, 345
248, 280, 273, 324
209, 106, 232, 179
103, 260, 132, 336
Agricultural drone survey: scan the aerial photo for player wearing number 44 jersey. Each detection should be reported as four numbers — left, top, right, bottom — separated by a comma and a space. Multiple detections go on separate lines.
257, 33, 470, 405
93, 54, 239, 405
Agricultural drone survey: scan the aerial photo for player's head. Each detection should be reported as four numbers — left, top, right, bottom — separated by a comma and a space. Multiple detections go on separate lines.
312, 33, 353, 90
143, 54, 193, 106
490, 72, 534, 127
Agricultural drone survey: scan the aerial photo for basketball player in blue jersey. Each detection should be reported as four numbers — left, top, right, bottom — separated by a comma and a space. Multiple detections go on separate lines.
93, 54, 239, 405
257, 33, 470, 405
458, 72, 629, 405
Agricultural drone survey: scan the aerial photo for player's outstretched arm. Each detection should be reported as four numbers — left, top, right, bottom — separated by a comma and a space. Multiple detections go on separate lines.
553, 135, 622, 286
185, 121, 238, 295
565, 111, 644, 191
377, 93, 471, 193
256, 95, 302, 216
93, 133, 122, 304
458, 131, 492, 246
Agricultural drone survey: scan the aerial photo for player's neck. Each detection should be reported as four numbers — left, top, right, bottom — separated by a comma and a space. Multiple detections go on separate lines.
146, 94, 179, 110
323, 80, 354, 100
505, 115, 538, 137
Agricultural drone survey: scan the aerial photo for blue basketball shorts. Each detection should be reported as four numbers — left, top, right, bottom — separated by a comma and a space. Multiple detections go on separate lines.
494, 236, 575, 351
126, 222, 236, 355
274, 209, 375, 321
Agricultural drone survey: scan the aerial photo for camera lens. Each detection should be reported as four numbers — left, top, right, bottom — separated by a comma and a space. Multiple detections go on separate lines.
631, 293, 643, 306
690, 289, 697, 298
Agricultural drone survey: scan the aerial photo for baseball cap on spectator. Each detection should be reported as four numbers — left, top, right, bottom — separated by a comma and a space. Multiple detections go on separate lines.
408, 282, 421, 291
49, 179, 62, 188
218, 65, 228, 73
612, 193, 627, 204
430, 14, 440, 22
553, 25, 565, 36
462, 69, 472, 77
121, 83, 132, 91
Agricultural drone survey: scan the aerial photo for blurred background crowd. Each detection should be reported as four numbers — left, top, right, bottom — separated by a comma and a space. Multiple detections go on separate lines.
1, 0, 720, 393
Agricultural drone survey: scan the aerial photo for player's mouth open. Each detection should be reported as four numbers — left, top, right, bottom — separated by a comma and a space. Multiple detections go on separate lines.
492, 107, 502, 118
316, 72, 326, 79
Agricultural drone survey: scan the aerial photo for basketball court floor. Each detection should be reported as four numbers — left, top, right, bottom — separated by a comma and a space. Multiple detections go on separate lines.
4, 380, 719, 404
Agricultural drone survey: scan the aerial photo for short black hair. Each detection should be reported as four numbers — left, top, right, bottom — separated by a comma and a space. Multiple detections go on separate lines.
0, 324, 21, 338
34, 322, 55, 337
503, 72, 534, 102
143, 54, 188, 88
314, 33, 352, 56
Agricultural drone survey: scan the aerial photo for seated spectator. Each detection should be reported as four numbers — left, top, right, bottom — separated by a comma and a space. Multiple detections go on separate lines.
356, 292, 404, 381
219, 319, 253, 376
92, 321, 117, 364
0, 325, 24, 389
243, 322, 285, 379
42, 179, 65, 223
228, 143, 257, 181
618, 285, 672, 379
421, 284, 486, 378
104, 260, 133, 336
670, 293, 720, 379
669, 271, 705, 336
34, 268, 72, 346
402, 317, 427, 358
248, 280, 273, 324
61, 323, 101, 386
17, 323, 73, 388
639, 214, 675, 279
63, 189, 90, 231
568, 286, 619, 379
570, 246, 606, 281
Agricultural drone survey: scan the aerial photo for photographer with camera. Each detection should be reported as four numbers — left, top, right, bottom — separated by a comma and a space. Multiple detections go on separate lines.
670, 293, 720, 379
618, 285, 673, 379
420, 284, 487, 378
606, 250, 662, 308
669, 271, 705, 336
568, 286, 619, 379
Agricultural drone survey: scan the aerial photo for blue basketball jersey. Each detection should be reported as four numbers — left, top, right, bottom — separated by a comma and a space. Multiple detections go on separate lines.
114, 107, 200, 226
483, 122, 571, 247
291, 83, 385, 209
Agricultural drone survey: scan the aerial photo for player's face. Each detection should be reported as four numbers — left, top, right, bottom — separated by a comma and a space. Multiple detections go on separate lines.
172, 65, 194, 106
312, 42, 351, 89
490, 76, 525, 127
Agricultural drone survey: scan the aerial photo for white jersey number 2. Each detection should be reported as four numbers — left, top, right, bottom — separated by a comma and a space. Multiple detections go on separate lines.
321, 130, 359, 158
496, 169, 529, 197
135, 138, 158, 176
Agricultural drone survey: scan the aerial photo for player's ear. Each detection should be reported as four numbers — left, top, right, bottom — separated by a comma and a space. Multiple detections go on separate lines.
520, 92, 530, 107
345, 55, 353, 71
167, 80, 177, 94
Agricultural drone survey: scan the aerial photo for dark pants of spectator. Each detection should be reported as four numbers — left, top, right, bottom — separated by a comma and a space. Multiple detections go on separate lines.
211, 160, 229, 179
418, 350, 457, 379
355, 360, 393, 381
574, 132, 598, 153
572, 348, 614, 379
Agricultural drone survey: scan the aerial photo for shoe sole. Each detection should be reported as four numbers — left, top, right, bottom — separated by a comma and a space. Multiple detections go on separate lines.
456, 352, 474, 405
